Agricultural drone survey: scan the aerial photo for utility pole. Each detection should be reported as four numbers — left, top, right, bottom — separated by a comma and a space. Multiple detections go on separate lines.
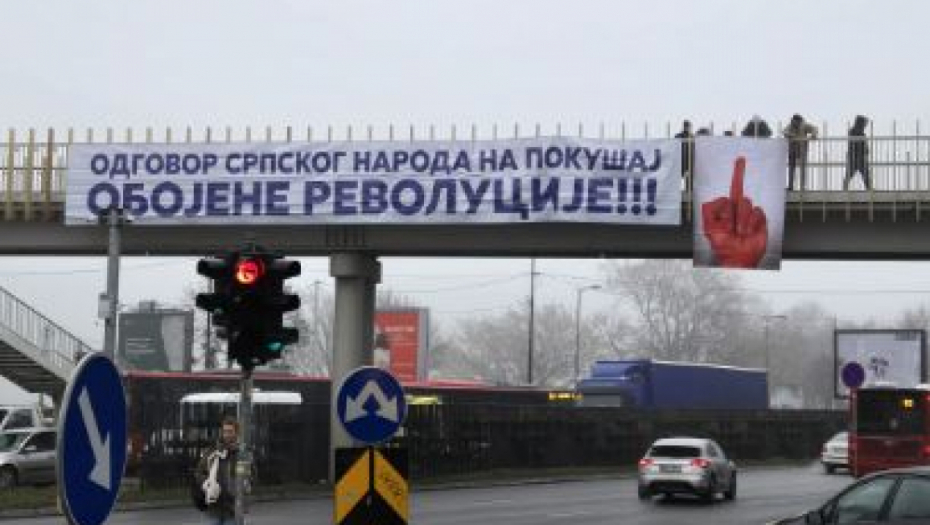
101, 208, 123, 362
528, 258, 537, 385
574, 284, 601, 383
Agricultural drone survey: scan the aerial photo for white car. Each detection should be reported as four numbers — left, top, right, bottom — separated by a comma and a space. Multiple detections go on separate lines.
821, 431, 849, 474
637, 437, 737, 502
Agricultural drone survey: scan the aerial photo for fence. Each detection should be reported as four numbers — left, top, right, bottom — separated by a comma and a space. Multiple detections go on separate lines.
126, 368, 846, 489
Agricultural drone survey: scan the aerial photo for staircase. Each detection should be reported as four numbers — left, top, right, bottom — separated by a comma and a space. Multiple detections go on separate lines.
0, 285, 93, 398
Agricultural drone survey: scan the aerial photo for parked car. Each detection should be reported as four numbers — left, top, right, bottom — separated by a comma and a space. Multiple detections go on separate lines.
0, 428, 57, 489
822, 431, 849, 474
770, 466, 930, 524
0, 405, 53, 433
637, 437, 737, 502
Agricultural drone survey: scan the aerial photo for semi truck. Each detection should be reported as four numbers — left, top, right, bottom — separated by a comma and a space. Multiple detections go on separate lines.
575, 359, 769, 409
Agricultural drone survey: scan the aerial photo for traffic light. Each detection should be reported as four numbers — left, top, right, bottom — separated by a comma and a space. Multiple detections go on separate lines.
195, 253, 239, 345
195, 249, 301, 371
247, 253, 301, 364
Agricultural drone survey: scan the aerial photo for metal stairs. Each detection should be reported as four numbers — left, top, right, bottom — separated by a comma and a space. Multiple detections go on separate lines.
0, 285, 93, 398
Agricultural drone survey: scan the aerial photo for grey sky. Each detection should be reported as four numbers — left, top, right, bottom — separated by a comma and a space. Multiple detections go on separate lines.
2, 0, 930, 401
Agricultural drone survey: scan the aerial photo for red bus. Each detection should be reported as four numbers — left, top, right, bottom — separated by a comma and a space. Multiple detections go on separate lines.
851, 385, 930, 477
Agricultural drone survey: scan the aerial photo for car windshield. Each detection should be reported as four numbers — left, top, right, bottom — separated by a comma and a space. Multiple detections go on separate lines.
649, 445, 702, 458
831, 432, 848, 443
0, 432, 27, 452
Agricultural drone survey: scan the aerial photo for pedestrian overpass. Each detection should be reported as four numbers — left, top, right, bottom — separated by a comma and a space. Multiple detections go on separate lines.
0, 125, 928, 395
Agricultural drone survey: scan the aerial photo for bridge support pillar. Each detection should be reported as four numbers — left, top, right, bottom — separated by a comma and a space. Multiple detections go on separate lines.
328, 252, 381, 482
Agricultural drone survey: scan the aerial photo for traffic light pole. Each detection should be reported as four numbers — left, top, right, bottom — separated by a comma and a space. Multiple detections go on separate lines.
235, 368, 253, 525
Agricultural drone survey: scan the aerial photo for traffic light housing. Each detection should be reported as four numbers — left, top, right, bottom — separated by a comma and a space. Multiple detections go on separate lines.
195, 249, 302, 370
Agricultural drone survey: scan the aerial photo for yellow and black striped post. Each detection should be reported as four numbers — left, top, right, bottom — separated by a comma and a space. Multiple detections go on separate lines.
335, 447, 408, 525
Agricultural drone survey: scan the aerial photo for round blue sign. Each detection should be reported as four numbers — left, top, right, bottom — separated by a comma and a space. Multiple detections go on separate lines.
57, 353, 127, 525
842, 361, 866, 389
336, 367, 407, 445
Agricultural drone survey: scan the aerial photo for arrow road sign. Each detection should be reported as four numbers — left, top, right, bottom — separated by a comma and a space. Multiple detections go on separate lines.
77, 388, 111, 491
345, 380, 400, 424
337, 367, 407, 445
57, 353, 127, 525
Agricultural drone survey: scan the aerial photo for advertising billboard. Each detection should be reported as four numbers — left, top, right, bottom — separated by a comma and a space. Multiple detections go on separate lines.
835, 329, 927, 398
374, 309, 429, 382
118, 310, 195, 372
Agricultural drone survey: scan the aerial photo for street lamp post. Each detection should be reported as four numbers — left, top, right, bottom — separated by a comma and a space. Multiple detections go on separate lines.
574, 284, 601, 383
762, 314, 788, 372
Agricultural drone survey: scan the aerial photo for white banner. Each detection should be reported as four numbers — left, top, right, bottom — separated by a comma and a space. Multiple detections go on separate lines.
835, 330, 926, 398
65, 138, 681, 226
693, 137, 787, 270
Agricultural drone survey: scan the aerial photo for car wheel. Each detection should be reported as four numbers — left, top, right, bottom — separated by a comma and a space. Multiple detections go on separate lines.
0, 467, 17, 490
724, 473, 737, 501
824, 464, 835, 475
638, 486, 651, 501
702, 476, 716, 503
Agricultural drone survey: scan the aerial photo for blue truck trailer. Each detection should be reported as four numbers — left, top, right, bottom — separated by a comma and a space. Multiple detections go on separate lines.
575, 359, 768, 409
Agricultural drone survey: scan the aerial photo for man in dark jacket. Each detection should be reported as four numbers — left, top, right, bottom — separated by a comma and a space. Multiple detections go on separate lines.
674, 120, 695, 189
844, 115, 871, 190
196, 416, 249, 525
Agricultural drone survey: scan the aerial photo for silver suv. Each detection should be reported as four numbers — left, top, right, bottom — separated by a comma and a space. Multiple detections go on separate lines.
637, 437, 737, 502
0, 428, 57, 488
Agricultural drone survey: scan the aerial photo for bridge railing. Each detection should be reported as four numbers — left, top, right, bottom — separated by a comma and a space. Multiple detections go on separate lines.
0, 283, 93, 376
0, 124, 928, 221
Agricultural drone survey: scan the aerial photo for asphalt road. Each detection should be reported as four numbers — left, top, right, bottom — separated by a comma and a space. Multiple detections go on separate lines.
1, 465, 852, 525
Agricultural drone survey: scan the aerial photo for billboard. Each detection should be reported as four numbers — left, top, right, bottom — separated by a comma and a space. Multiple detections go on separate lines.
65, 138, 681, 226
118, 310, 195, 372
693, 138, 787, 270
374, 309, 429, 382
834, 329, 927, 398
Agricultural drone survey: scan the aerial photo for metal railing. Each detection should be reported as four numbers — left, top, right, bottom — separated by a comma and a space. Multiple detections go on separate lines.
1, 123, 929, 221
0, 283, 93, 377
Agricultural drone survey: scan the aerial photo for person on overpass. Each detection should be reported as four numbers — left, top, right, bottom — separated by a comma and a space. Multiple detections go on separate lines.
741, 115, 773, 138
844, 115, 872, 191
783, 114, 819, 191
674, 120, 695, 190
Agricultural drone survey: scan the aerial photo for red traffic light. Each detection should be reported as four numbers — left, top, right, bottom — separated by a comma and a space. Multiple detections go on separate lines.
235, 258, 264, 286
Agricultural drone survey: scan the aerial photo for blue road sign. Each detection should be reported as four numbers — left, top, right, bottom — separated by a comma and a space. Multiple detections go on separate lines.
336, 366, 407, 445
57, 353, 127, 525
842, 361, 866, 389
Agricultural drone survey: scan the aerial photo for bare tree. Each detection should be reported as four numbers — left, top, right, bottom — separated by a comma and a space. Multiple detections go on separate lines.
602, 260, 760, 363
447, 301, 608, 387
286, 281, 333, 376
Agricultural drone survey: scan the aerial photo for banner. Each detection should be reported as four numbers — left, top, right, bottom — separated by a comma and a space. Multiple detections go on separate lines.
835, 330, 926, 398
65, 138, 681, 226
374, 309, 429, 382
693, 138, 787, 270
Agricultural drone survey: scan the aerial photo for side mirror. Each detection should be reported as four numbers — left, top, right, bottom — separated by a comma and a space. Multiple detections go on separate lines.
805, 510, 825, 525
22, 445, 37, 454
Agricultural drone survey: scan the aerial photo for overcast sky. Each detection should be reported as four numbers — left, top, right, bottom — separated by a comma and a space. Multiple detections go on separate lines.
3, 0, 930, 402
